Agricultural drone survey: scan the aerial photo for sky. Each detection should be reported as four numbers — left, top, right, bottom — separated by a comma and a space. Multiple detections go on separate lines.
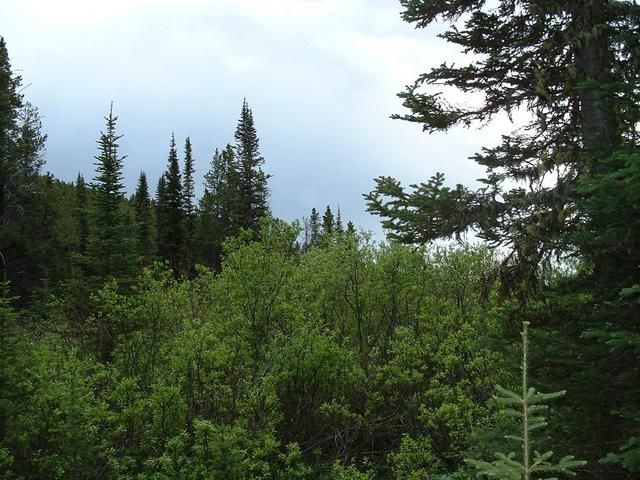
1, 0, 513, 234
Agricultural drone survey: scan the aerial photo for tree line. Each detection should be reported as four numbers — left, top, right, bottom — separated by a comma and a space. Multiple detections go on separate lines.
76, 98, 271, 285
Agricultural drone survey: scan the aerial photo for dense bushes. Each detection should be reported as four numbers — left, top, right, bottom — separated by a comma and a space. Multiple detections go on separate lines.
1, 223, 506, 479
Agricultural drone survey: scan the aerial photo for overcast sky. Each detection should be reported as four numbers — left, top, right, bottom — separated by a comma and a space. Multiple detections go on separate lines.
1, 0, 512, 233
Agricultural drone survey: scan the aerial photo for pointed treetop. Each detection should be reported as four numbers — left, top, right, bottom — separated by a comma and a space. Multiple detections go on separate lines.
93, 104, 126, 197
136, 171, 149, 196
335, 207, 343, 233
182, 136, 195, 218
322, 206, 334, 236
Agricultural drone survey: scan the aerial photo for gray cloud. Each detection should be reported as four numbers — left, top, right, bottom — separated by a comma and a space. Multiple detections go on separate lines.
1, 0, 511, 234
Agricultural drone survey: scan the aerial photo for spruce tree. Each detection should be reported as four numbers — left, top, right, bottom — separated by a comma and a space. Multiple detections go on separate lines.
182, 137, 195, 219
156, 174, 166, 212
74, 173, 89, 256
233, 99, 270, 233
157, 134, 184, 272
0, 37, 46, 288
364, 3, 640, 471
155, 173, 167, 253
335, 207, 344, 234
134, 171, 153, 265
322, 205, 334, 237
182, 137, 196, 267
365, 1, 640, 295
196, 144, 238, 269
0, 37, 46, 227
466, 322, 586, 479
86, 104, 137, 283
309, 207, 320, 247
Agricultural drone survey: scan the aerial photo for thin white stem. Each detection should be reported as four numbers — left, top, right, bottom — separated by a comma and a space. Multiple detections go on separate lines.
522, 321, 530, 480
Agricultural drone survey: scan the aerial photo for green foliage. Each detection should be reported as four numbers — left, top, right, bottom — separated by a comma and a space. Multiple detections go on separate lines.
365, 4, 639, 478
196, 144, 239, 269
4, 9, 638, 480
367, 1, 640, 296
86, 104, 138, 284
234, 99, 270, 233
330, 461, 376, 480
0, 36, 47, 295
387, 435, 440, 479
2, 220, 508, 479
323, 206, 335, 236
157, 133, 185, 273
309, 207, 320, 247
74, 173, 89, 257
465, 322, 585, 479
2, 338, 109, 479
134, 171, 154, 265
0, 37, 46, 229
573, 148, 640, 298
182, 137, 196, 270
0, 282, 18, 443
602, 437, 640, 473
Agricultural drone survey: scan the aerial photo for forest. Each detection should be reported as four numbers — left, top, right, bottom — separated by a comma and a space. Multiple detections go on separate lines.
0, 1, 639, 479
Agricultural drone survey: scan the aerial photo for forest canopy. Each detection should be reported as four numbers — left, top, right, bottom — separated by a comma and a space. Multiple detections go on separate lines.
1, 1, 639, 479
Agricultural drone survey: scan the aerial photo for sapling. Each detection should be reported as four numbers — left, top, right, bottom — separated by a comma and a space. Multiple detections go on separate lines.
466, 321, 586, 479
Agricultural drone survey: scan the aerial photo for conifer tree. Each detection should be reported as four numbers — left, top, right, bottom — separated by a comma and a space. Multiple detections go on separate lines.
156, 173, 166, 216
197, 144, 238, 269
0, 282, 17, 441
364, 2, 640, 470
182, 137, 196, 265
322, 205, 334, 237
466, 322, 586, 479
309, 207, 320, 247
346, 221, 356, 236
74, 173, 89, 256
182, 137, 195, 219
155, 173, 167, 253
157, 134, 184, 272
0, 37, 46, 287
335, 207, 344, 234
366, 1, 640, 295
233, 99, 270, 233
0, 37, 46, 228
134, 171, 153, 265
86, 104, 137, 283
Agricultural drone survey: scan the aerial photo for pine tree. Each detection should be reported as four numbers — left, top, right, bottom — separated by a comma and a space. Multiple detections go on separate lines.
466, 322, 586, 479
346, 221, 356, 236
134, 171, 153, 265
234, 99, 270, 233
157, 134, 184, 273
182, 137, 196, 268
86, 104, 137, 283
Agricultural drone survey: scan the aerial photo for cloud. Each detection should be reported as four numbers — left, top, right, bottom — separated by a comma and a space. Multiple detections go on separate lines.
1, 0, 508, 235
